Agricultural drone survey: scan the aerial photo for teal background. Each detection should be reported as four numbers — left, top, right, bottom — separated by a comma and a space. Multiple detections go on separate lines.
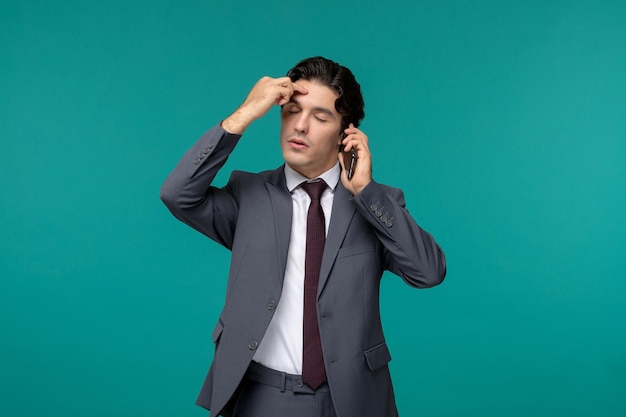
2, 1, 625, 416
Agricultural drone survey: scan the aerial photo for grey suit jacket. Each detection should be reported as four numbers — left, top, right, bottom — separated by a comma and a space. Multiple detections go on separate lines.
160, 124, 446, 417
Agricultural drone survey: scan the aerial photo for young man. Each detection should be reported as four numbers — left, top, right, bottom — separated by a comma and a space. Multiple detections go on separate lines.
161, 56, 446, 417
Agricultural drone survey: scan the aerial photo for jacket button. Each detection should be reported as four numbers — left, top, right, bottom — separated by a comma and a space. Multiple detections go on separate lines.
248, 340, 259, 350
267, 300, 277, 310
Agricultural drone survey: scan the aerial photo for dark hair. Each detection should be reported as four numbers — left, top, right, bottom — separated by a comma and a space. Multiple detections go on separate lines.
286, 56, 365, 131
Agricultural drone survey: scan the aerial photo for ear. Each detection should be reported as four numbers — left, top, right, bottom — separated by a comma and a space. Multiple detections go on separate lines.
338, 124, 346, 142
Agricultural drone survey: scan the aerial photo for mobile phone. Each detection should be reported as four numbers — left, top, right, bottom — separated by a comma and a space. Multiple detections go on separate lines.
340, 144, 357, 180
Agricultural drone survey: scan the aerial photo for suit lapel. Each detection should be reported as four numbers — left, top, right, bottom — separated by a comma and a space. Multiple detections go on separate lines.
318, 183, 356, 296
265, 166, 293, 287
264, 169, 355, 294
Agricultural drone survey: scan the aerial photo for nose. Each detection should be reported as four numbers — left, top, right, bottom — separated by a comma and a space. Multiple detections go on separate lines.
294, 113, 308, 134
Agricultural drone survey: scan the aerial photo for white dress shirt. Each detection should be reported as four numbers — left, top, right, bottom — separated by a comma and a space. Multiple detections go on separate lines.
252, 162, 340, 374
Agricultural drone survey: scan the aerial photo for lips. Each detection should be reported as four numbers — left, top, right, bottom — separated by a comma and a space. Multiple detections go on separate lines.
288, 137, 309, 149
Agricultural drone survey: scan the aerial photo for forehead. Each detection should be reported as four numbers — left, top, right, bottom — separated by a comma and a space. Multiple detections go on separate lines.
291, 79, 339, 113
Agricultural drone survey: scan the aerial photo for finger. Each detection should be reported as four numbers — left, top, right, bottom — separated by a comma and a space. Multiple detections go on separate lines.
275, 76, 293, 87
342, 139, 359, 154
276, 77, 308, 96
340, 136, 352, 152
341, 135, 355, 151
343, 136, 371, 157
343, 124, 360, 137
292, 82, 308, 95
337, 150, 345, 170
337, 151, 351, 183
275, 82, 295, 106
276, 91, 291, 106
341, 132, 363, 147
343, 131, 368, 150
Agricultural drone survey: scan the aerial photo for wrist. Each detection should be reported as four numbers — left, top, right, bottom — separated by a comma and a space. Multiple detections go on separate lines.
353, 179, 372, 195
222, 109, 253, 135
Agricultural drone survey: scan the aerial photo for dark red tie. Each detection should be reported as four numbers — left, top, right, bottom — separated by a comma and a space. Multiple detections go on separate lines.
300, 180, 327, 389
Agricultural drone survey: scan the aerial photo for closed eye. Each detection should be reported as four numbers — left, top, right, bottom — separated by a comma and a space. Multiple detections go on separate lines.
284, 106, 300, 114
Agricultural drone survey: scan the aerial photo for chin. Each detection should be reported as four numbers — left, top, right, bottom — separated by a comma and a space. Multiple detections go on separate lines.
285, 159, 308, 172
283, 150, 307, 167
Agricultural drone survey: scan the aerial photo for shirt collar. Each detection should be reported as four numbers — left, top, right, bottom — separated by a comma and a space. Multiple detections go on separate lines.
284, 162, 340, 193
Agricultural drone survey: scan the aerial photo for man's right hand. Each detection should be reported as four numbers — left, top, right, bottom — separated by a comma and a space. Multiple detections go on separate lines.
221, 76, 308, 135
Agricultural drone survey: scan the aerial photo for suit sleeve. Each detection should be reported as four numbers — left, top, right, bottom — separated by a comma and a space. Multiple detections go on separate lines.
160, 124, 242, 250
352, 180, 447, 288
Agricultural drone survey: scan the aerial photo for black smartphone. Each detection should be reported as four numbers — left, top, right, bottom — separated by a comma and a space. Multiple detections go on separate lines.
340, 144, 357, 180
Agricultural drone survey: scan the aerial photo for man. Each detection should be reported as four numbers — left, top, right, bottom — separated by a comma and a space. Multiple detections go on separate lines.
160, 56, 446, 417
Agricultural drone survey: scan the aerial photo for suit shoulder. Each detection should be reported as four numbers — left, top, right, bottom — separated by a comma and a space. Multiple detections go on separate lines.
227, 166, 285, 191
229, 165, 283, 181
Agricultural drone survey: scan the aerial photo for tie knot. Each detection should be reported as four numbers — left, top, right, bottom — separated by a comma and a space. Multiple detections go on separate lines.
301, 180, 327, 201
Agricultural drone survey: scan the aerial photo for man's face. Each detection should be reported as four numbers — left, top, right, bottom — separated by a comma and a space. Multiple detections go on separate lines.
280, 79, 343, 179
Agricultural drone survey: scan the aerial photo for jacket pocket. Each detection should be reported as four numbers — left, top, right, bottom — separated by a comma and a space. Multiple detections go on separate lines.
337, 243, 376, 259
212, 318, 224, 343
364, 342, 392, 371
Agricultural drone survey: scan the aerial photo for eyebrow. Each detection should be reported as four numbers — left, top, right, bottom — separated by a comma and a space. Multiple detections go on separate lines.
288, 97, 336, 118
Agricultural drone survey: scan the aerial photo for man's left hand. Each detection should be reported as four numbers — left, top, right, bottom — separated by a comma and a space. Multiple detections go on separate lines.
339, 123, 372, 195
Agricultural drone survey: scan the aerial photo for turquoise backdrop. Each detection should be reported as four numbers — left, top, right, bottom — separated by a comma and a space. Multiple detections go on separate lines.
2, 1, 625, 416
